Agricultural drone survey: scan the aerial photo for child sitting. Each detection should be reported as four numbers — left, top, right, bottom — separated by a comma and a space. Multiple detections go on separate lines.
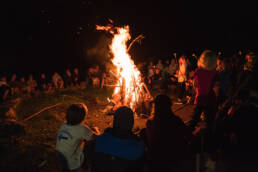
56, 103, 100, 171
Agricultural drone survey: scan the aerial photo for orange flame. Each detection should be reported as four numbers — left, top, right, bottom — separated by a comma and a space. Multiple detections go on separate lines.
97, 25, 144, 110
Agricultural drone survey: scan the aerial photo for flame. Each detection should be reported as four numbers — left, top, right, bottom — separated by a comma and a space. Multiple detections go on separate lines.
97, 25, 144, 110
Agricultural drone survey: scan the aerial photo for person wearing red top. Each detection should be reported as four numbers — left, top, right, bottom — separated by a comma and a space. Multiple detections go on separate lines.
188, 50, 218, 153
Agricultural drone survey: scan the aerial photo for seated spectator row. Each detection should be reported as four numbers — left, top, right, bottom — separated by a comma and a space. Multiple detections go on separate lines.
0, 66, 105, 102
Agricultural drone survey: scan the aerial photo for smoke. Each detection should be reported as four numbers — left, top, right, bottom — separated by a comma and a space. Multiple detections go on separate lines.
86, 34, 112, 69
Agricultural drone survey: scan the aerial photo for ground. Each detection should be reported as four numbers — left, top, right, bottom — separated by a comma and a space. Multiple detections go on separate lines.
0, 86, 195, 172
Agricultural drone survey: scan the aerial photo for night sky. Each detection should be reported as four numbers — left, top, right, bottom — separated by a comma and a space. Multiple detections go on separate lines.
2, 0, 258, 75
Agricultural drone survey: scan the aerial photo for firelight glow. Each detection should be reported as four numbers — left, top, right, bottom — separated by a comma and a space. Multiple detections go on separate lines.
96, 25, 144, 110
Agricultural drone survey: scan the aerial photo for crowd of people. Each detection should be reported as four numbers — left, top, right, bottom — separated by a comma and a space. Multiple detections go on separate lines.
0, 65, 105, 102
55, 50, 258, 172
1, 49, 258, 171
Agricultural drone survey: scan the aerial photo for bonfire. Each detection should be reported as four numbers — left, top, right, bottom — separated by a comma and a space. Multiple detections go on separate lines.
96, 24, 152, 115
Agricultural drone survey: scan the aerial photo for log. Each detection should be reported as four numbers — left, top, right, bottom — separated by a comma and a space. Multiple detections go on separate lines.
22, 103, 62, 122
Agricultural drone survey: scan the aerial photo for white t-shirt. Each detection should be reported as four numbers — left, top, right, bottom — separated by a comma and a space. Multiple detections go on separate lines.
56, 123, 93, 170
178, 63, 187, 83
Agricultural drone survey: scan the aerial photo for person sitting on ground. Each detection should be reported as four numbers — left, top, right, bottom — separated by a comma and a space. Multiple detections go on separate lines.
232, 51, 257, 101
164, 59, 170, 70
166, 59, 178, 86
168, 59, 178, 76
86, 67, 94, 87
91, 65, 103, 88
27, 74, 38, 95
156, 59, 163, 72
149, 68, 162, 88
52, 72, 64, 89
216, 57, 231, 105
0, 106, 25, 153
0, 76, 10, 102
56, 103, 100, 172
8, 74, 19, 97
18, 77, 27, 96
63, 69, 74, 88
162, 60, 170, 79
73, 68, 81, 87
92, 106, 145, 172
218, 52, 257, 121
145, 94, 205, 171
38, 73, 49, 92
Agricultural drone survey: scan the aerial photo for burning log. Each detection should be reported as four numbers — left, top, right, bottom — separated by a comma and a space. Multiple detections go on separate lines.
102, 82, 153, 117
97, 24, 153, 117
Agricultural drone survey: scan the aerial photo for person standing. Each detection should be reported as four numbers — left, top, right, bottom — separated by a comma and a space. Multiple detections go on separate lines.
176, 54, 188, 103
188, 50, 218, 153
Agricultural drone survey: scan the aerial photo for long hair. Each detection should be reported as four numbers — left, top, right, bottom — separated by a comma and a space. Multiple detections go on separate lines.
198, 50, 217, 71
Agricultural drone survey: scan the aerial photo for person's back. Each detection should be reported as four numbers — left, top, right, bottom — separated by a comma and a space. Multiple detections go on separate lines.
221, 101, 258, 172
93, 129, 144, 172
92, 106, 145, 172
146, 114, 189, 161
56, 103, 97, 171
0, 76, 10, 101
146, 95, 192, 171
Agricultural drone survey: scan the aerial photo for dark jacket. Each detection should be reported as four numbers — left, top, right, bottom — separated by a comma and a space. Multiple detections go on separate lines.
92, 129, 145, 172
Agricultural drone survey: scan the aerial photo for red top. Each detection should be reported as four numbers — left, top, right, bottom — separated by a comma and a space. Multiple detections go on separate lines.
193, 68, 218, 106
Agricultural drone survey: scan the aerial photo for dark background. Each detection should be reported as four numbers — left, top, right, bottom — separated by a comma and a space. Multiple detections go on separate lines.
2, 0, 258, 76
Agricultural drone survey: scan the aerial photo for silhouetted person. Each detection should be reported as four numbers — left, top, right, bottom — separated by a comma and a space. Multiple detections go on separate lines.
27, 74, 37, 95
38, 73, 49, 92
188, 50, 218, 154
73, 68, 81, 87
0, 76, 10, 102
8, 74, 19, 96
92, 106, 145, 172
220, 92, 258, 172
145, 94, 204, 171
63, 69, 74, 88
52, 72, 64, 89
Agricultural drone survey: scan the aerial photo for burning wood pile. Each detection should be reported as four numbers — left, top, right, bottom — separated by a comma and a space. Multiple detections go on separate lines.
97, 24, 153, 117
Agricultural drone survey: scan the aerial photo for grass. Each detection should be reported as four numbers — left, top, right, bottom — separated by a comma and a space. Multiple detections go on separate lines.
1, 87, 115, 171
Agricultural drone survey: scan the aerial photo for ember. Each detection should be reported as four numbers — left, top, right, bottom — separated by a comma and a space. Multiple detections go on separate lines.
97, 24, 152, 113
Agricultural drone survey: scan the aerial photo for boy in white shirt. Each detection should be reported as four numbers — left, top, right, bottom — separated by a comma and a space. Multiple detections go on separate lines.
56, 103, 100, 171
